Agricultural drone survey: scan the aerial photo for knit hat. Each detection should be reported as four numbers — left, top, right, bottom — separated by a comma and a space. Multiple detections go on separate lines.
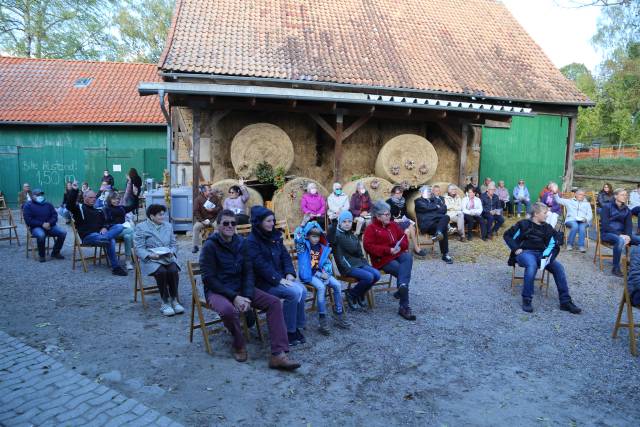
338, 211, 353, 224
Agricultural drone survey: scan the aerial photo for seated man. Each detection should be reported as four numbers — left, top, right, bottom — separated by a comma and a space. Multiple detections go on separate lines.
496, 180, 512, 216
67, 182, 127, 276
201, 209, 301, 370
414, 185, 453, 263
23, 188, 66, 262
480, 177, 492, 194
480, 182, 505, 240
363, 201, 416, 320
628, 246, 640, 307
192, 185, 221, 253
512, 179, 531, 217
503, 202, 582, 314
601, 188, 640, 277
462, 188, 486, 241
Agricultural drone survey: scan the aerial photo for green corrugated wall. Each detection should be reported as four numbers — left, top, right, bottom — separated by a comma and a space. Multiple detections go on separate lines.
0, 126, 166, 207
479, 114, 569, 199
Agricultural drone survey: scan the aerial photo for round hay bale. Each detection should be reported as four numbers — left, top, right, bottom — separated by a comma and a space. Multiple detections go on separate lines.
374, 134, 438, 186
230, 123, 295, 179
210, 179, 264, 209
342, 177, 394, 203
405, 183, 463, 220
272, 177, 329, 229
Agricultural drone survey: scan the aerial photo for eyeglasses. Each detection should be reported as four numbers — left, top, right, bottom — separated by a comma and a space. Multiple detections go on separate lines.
221, 220, 237, 227
380, 212, 391, 216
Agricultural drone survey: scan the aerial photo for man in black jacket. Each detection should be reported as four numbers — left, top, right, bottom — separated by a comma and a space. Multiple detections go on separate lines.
504, 202, 581, 314
415, 185, 453, 264
481, 182, 505, 240
200, 209, 300, 370
66, 182, 127, 276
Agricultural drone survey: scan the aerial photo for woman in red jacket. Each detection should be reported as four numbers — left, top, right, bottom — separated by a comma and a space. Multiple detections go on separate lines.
363, 200, 416, 320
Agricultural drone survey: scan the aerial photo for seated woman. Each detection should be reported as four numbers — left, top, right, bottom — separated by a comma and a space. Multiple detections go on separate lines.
597, 182, 614, 209
104, 193, 137, 270
247, 206, 308, 346
95, 181, 112, 209
540, 181, 561, 228
552, 184, 592, 252
134, 204, 183, 317
223, 178, 250, 224
363, 201, 416, 320
326, 182, 350, 223
414, 185, 453, 263
386, 185, 427, 256
329, 211, 380, 310
350, 181, 372, 236
444, 184, 466, 241
300, 182, 326, 222
58, 181, 74, 224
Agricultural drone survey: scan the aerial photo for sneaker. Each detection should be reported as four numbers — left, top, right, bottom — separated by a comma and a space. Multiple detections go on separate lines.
39, 256, 46, 263
192, 246, 199, 254
431, 232, 444, 242
269, 352, 301, 370
522, 298, 533, 313
345, 291, 360, 310
579, 246, 586, 253
333, 312, 350, 329
287, 332, 300, 346
357, 295, 368, 309
566, 245, 573, 251
125, 261, 133, 270
171, 299, 185, 314
447, 226, 457, 235
160, 303, 175, 316
112, 266, 128, 276
51, 252, 64, 260
612, 267, 623, 278
318, 316, 330, 335
442, 254, 453, 264
559, 300, 582, 314
398, 306, 416, 321
295, 329, 306, 344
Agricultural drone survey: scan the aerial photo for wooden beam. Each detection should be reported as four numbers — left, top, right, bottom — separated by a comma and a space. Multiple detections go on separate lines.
564, 116, 577, 191
459, 123, 469, 186
310, 113, 337, 140
437, 122, 463, 150
334, 111, 344, 182
175, 108, 193, 151
342, 115, 371, 141
192, 107, 201, 202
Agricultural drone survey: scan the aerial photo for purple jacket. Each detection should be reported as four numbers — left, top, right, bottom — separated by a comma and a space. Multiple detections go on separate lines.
541, 191, 561, 214
300, 193, 326, 216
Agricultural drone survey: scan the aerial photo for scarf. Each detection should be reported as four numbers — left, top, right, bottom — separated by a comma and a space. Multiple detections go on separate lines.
389, 196, 406, 210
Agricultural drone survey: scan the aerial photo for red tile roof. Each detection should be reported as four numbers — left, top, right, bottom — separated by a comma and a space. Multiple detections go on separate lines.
159, 0, 589, 105
0, 57, 165, 125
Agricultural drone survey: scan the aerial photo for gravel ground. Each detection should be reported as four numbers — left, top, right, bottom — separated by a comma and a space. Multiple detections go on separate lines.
1, 214, 639, 426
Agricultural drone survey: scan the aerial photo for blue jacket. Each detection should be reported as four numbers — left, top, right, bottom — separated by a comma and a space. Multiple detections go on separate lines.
246, 206, 296, 290
199, 232, 254, 301
600, 202, 632, 236
294, 221, 333, 283
23, 200, 58, 229
628, 246, 640, 305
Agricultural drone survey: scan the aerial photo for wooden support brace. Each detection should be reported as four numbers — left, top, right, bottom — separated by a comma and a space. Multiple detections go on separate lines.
310, 113, 337, 140
342, 114, 371, 142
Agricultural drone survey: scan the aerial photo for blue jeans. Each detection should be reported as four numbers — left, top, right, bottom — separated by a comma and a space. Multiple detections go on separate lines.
115, 226, 134, 257
514, 200, 530, 215
516, 250, 571, 303
31, 225, 66, 257
346, 264, 381, 299
82, 224, 124, 269
267, 281, 307, 333
602, 233, 640, 269
381, 252, 413, 307
309, 275, 343, 314
565, 221, 588, 247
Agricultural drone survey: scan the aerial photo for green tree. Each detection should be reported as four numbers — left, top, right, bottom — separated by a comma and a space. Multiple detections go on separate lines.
0, 1, 117, 59
561, 63, 602, 142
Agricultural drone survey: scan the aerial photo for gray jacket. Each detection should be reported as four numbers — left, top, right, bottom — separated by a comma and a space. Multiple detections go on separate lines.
134, 219, 178, 276
554, 194, 593, 224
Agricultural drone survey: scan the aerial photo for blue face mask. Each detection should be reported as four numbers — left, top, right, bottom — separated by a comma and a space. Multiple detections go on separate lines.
335, 189, 342, 195
35, 196, 45, 203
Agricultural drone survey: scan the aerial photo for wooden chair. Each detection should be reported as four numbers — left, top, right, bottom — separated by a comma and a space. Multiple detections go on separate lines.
330, 254, 374, 309
561, 204, 591, 249
199, 224, 215, 244
612, 257, 638, 356
0, 204, 20, 246
287, 248, 322, 312
131, 251, 159, 308
361, 236, 397, 306
187, 261, 263, 355
276, 219, 294, 248
414, 222, 435, 255
510, 265, 549, 296
70, 218, 108, 272
593, 213, 629, 271
236, 223, 252, 237
25, 226, 51, 259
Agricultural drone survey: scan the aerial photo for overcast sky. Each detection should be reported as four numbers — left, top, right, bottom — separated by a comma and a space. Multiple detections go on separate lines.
501, 0, 602, 72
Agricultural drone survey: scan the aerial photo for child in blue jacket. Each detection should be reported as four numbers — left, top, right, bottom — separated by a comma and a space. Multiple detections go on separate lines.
294, 219, 350, 335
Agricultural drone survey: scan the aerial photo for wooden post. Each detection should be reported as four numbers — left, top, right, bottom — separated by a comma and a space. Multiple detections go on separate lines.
192, 107, 201, 202
459, 123, 469, 186
564, 116, 577, 191
334, 111, 344, 182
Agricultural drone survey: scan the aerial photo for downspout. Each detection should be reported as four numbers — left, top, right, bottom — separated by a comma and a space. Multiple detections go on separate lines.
158, 89, 172, 217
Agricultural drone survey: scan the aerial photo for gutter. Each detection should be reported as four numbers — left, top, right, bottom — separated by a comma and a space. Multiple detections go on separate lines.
0, 121, 166, 127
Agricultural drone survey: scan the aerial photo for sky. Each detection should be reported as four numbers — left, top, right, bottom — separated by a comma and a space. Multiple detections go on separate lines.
501, 0, 602, 72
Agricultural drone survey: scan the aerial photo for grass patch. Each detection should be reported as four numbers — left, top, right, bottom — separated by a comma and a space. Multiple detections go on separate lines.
574, 158, 640, 190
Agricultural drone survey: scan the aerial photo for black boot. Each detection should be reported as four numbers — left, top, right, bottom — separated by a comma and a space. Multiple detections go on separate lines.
522, 298, 533, 313
560, 300, 582, 314
612, 267, 623, 277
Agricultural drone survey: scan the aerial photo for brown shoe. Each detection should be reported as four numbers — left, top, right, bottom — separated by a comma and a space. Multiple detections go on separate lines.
269, 352, 301, 371
398, 306, 416, 321
232, 347, 248, 363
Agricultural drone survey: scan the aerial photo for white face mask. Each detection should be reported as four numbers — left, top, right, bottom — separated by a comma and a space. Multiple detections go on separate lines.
309, 188, 317, 194
358, 188, 366, 194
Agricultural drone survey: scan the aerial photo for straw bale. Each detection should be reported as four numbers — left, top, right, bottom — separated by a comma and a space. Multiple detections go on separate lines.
342, 177, 394, 203
272, 177, 328, 229
210, 179, 264, 209
375, 134, 438, 186
230, 123, 294, 179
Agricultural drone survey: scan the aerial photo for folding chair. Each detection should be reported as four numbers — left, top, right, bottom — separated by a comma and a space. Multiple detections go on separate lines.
25, 226, 51, 259
236, 223, 252, 237
612, 257, 638, 356
593, 213, 630, 271
330, 254, 374, 309
510, 265, 549, 296
187, 261, 263, 355
131, 251, 159, 308
70, 218, 108, 272
0, 204, 20, 246
276, 219, 294, 248
287, 248, 322, 312
414, 222, 435, 255
561, 204, 590, 249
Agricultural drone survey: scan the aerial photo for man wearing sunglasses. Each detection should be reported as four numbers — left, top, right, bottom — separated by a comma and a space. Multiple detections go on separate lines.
200, 209, 301, 370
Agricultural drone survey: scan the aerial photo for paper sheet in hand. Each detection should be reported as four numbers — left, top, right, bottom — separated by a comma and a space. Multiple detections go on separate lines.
151, 247, 171, 256
539, 256, 550, 271
203, 200, 216, 210
394, 234, 406, 250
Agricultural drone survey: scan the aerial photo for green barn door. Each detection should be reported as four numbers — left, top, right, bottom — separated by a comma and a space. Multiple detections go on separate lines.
83, 148, 107, 190
0, 146, 19, 207
480, 115, 569, 198
144, 148, 166, 183
18, 146, 66, 203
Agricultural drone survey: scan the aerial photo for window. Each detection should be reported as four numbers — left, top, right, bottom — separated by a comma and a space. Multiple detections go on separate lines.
74, 77, 93, 88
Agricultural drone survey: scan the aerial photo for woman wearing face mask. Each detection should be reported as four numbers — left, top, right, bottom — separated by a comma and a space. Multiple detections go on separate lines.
327, 182, 350, 224
386, 185, 427, 256
300, 182, 326, 222
350, 181, 372, 235
134, 204, 182, 317
104, 192, 137, 270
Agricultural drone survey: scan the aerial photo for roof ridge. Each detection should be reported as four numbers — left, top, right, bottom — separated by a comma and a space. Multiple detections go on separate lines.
0, 55, 155, 67
158, 0, 182, 70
